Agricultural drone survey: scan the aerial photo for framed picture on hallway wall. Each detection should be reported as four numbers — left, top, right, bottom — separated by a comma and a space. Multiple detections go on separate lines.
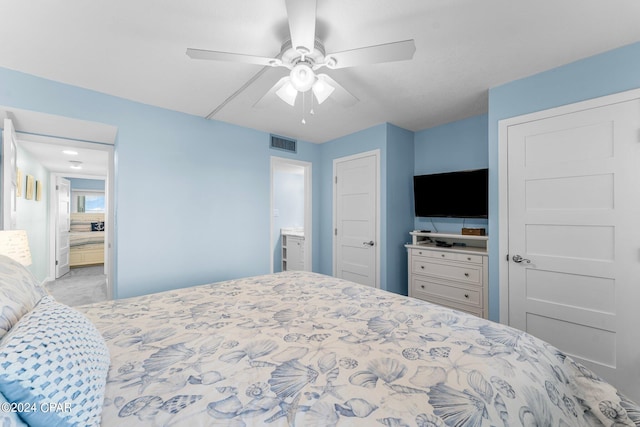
35, 180, 42, 201
25, 175, 34, 200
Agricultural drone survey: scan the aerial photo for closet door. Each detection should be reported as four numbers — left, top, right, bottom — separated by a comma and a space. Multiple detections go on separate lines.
334, 150, 379, 288
506, 97, 640, 401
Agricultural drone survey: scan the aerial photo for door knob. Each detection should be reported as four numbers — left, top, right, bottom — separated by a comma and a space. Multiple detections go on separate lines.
512, 254, 531, 264
363, 241, 375, 247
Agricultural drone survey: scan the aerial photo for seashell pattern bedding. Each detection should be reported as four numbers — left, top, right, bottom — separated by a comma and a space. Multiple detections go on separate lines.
78, 271, 640, 427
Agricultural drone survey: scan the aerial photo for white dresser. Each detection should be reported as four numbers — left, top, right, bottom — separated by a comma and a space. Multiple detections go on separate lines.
281, 229, 305, 271
405, 232, 488, 318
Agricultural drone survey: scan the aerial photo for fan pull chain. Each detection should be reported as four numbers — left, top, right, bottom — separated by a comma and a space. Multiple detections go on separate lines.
301, 91, 306, 124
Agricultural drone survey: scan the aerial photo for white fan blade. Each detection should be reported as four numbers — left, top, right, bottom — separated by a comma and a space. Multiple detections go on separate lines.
317, 74, 358, 107
325, 39, 416, 69
186, 48, 280, 67
254, 76, 294, 108
285, 0, 316, 54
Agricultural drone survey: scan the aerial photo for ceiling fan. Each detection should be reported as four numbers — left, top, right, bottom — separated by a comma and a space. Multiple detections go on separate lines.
186, 0, 415, 109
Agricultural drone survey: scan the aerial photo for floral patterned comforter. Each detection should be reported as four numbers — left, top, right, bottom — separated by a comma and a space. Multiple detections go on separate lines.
79, 272, 640, 427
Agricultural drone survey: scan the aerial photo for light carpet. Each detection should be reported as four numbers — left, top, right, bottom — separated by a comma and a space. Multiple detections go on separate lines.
44, 265, 108, 307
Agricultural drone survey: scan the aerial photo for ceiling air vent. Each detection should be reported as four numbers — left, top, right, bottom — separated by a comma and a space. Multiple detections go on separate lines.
270, 135, 297, 153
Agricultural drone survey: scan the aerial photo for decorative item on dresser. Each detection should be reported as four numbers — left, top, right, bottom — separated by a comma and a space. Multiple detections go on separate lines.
405, 231, 488, 318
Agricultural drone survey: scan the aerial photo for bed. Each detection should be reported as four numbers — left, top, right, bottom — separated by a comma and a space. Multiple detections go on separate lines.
1, 254, 639, 427
69, 213, 105, 267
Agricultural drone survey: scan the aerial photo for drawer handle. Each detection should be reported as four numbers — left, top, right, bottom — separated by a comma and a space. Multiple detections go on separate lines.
441, 254, 445, 257
464, 273, 469, 277
421, 285, 425, 289
467, 257, 471, 261
464, 294, 469, 299
420, 266, 425, 269
418, 251, 423, 255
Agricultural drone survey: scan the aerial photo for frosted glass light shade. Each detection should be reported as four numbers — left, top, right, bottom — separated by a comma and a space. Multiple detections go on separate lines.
0, 230, 32, 266
312, 77, 335, 104
276, 81, 299, 106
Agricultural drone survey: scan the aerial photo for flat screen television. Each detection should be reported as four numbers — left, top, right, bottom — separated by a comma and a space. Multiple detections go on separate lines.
413, 168, 488, 218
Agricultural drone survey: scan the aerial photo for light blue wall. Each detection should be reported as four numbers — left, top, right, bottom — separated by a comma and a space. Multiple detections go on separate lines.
385, 124, 415, 295
15, 145, 49, 281
67, 178, 105, 191
487, 41, 640, 321
413, 114, 489, 234
0, 67, 321, 298
415, 114, 488, 174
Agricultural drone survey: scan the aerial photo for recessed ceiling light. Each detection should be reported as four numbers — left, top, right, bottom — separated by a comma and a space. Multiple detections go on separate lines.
62, 150, 78, 155
69, 160, 83, 170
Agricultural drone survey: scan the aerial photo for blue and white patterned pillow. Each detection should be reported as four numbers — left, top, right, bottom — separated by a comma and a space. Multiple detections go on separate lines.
0, 254, 47, 339
0, 296, 110, 427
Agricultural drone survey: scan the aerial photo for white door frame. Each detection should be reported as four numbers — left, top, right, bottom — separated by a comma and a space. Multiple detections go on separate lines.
498, 87, 640, 324
1, 119, 17, 230
332, 149, 381, 287
48, 142, 115, 299
270, 156, 312, 273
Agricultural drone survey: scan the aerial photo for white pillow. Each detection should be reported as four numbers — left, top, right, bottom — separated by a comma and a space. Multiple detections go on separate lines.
0, 254, 47, 339
0, 296, 110, 427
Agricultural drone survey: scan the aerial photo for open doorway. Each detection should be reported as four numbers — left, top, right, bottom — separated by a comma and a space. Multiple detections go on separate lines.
18, 136, 113, 305
270, 157, 312, 273
1, 106, 116, 305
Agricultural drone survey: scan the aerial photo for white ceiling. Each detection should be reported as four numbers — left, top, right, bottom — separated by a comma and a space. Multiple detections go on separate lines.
18, 137, 108, 177
1, 0, 640, 145
1, 105, 115, 176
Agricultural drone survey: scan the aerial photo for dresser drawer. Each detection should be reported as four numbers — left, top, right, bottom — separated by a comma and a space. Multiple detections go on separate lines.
412, 277, 481, 308
411, 248, 484, 264
447, 303, 483, 318
412, 258, 482, 285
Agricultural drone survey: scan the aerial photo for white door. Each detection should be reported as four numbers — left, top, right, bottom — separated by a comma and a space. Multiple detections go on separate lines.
334, 150, 379, 287
56, 177, 71, 278
506, 98, 640, 401
1, 119, 18, 230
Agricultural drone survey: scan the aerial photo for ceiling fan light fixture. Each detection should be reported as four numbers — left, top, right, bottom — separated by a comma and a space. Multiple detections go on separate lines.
187, 1, 416, 116
290, 62, 315, 92
276, 81, 298, 106
312, 78, 334, 104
